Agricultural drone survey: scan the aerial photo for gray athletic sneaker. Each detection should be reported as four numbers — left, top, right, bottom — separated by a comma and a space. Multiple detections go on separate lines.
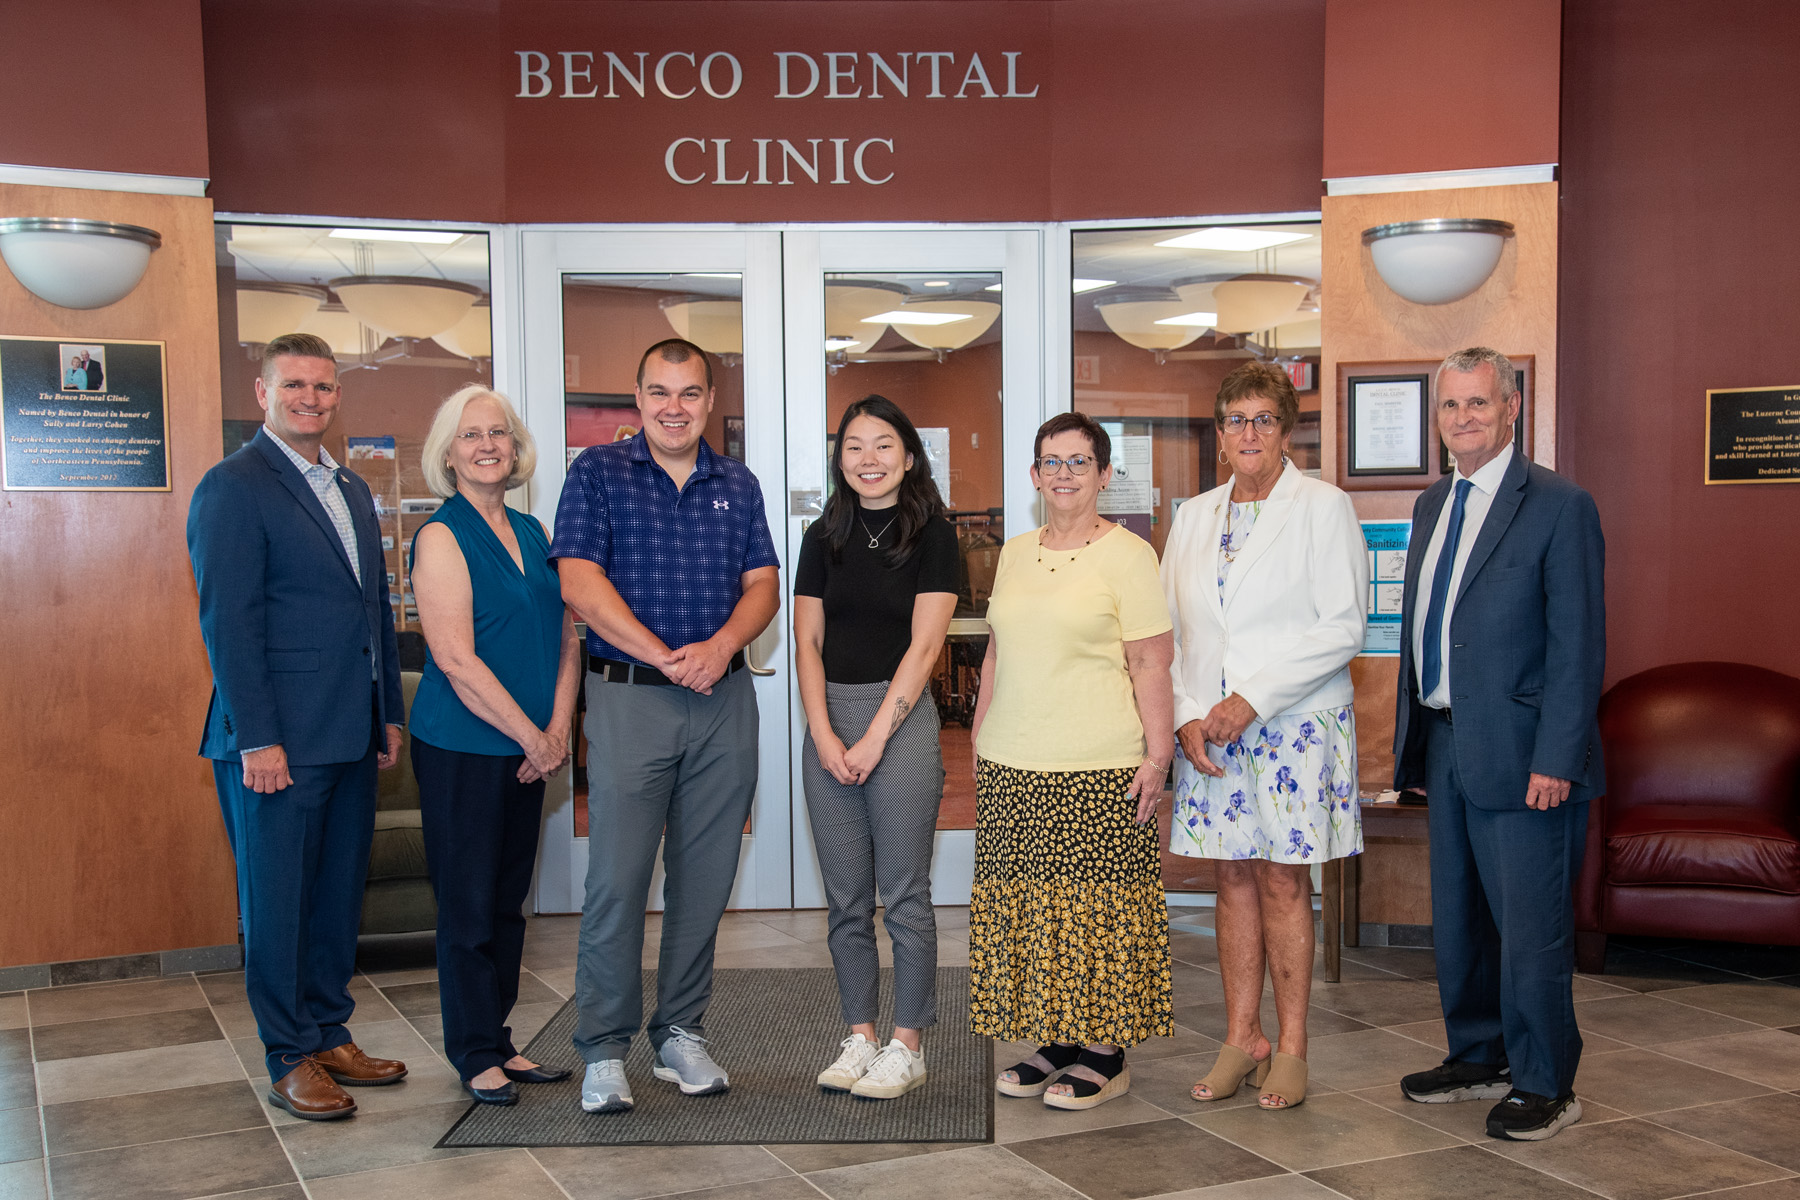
653, 1027, 729, 1095
580, 1059, 633, 1113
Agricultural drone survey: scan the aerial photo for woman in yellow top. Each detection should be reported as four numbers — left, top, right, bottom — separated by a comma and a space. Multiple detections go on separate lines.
970, 411, 1176, 1111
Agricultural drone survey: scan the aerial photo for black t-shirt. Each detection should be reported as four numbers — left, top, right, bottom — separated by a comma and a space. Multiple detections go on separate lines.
794, 506, 960, 684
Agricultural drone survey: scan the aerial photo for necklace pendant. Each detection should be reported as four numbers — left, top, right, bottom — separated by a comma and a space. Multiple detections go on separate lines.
867, 535, 880, 548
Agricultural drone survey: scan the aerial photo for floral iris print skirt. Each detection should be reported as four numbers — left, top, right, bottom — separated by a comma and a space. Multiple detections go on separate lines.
1170, 706, 1364, 863
969, 759, 1174, 1048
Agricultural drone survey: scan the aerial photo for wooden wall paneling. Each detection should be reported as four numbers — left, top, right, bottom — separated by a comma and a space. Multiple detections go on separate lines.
0, 183, 236, 968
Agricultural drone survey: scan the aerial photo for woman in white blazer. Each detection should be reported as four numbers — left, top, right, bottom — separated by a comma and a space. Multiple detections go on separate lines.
1163, 362, 1368, 1111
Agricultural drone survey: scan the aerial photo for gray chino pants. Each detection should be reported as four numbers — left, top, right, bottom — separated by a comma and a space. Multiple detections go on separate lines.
573, 666, 759, 1062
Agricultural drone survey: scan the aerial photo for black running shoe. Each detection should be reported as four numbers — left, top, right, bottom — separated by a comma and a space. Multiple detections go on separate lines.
1486, 1089, 1582, 1140
1400, 1060, 1512, 1103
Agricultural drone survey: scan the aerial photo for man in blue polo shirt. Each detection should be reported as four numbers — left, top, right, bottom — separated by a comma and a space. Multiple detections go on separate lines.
551, 337, 780, 1114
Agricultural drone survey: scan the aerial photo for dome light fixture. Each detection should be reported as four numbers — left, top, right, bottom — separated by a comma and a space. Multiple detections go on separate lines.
329, 275, 482, 339
0, 217, 161, 309
825, 279, 909, 355
433, 299, 492, 360
236, 281, 326, 345
1094, 287, 1204, 363
1362, 218, 1515, 305
886, 295, 1000, 358
659, 295, 743, 363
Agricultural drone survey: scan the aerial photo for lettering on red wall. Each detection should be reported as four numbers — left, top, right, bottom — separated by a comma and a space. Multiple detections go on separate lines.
515, 49, 1038, 186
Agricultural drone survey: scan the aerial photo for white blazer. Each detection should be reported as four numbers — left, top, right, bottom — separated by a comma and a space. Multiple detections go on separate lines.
1163, 460, 1369, 729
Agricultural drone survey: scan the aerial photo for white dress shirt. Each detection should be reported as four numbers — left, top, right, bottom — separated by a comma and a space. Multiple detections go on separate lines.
1414, 441, 1514, 708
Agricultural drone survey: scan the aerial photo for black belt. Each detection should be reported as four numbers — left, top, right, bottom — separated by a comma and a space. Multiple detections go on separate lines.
590, 652, 744, 686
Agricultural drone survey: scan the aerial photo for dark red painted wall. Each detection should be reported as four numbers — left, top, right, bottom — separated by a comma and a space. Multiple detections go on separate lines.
200, 0, 1323, 222
0, 0, 210, 179
1561, 0, 1800, 684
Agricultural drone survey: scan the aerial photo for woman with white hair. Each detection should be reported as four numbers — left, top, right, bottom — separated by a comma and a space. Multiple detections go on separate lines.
409, 384, 582, 1106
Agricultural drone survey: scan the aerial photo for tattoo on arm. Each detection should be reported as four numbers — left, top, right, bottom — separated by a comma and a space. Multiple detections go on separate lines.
889, 697, 912, 735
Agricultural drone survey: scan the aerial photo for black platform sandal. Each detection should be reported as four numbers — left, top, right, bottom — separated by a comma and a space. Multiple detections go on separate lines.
1043, 1047, 1130, 1110
996, 1042, 1083, 1097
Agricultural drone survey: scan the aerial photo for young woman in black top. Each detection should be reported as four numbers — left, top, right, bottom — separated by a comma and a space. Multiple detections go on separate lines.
795, 395, 959, 1100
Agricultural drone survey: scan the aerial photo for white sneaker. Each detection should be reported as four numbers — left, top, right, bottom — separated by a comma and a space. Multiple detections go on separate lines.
817, 1033, 882, 1092
850, 1039, 927, 1100
580, 1059, 632, 1113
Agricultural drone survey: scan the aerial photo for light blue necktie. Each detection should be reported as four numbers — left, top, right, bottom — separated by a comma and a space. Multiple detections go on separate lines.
1420, 479, 1472, 700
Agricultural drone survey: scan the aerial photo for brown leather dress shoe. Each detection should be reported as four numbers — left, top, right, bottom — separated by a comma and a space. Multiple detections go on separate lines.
269, 1057, 357, 1120
314, 1041, 408, 1086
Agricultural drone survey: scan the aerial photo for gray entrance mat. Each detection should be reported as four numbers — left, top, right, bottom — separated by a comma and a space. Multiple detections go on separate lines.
438, 966, 993, 1147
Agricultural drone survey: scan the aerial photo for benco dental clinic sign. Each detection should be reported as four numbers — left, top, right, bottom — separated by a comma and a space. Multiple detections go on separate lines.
513, 47, 1039, 186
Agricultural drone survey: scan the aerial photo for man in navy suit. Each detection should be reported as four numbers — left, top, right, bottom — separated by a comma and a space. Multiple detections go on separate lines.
1393, 347, 1605, 1142
188, 333, 409, 1120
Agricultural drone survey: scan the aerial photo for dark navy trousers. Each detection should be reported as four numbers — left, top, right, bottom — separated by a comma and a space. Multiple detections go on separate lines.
1425, 709, 1587, 1099
412, 738, 545, 1081
213, 742, 377, 1082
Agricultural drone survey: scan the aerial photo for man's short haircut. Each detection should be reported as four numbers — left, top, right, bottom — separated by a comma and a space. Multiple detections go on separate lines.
636, 338, 713, 391
1214, 361, 1301, 435
261, 332, 337, 384
1033, 410, 1112, 472
421, 385, 538, 499
1437, 346, 1518, 400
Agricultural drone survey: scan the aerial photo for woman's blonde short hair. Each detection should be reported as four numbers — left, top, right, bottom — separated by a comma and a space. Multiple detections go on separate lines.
421, 384, 537, 498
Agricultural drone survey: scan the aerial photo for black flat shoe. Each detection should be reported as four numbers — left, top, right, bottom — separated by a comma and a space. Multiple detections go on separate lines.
465, 1079, 519, 1106
502, 1064, 573, 1084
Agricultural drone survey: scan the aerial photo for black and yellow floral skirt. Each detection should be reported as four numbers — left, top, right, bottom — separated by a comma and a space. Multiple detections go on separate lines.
968, 759, 1173, 1048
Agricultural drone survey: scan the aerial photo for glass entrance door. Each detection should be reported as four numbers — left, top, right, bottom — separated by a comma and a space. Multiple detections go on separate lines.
517, 227, 1044, 912
782, 231, 1045, 907
518, 229, 790, 912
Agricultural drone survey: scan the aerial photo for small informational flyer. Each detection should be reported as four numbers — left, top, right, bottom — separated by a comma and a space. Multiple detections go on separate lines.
1097, 434, 1153, 514
917, 426, 951, 507
347, 435, 396, 460
1, 335, 169, 491
1360, 520, 1412, 655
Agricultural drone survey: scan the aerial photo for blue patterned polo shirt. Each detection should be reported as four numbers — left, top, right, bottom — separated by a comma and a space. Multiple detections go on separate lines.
548, 433, 779, 666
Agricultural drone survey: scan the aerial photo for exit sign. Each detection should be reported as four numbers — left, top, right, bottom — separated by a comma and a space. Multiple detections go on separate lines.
1284, 361, 1315, 391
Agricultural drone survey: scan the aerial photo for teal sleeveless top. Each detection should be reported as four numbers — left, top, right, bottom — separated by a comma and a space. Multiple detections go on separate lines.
408, 492, 563, 757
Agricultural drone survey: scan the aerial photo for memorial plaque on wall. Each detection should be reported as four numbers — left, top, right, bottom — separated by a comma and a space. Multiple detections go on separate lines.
1706, 385, 1800, 484
1, 336, 170, 491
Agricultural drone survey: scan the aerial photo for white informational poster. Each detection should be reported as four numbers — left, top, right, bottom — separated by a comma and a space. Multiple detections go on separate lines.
1353, 380, 1424, 470
918, 426, 952, 507
1097, 434, 1153, 514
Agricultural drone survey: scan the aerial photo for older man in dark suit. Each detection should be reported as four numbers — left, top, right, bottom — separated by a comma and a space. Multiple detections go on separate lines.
1392, 347, 1606, 1142
187, 333, 409, 1120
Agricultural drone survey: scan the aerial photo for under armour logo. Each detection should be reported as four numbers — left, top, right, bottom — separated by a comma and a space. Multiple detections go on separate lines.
713, 499, 730, 510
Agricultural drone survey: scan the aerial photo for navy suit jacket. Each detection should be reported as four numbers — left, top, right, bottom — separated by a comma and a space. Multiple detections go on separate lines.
187, 428, 403, 765
1393, 449, 1606, 810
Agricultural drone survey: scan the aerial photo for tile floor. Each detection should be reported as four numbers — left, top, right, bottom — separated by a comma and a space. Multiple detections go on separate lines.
3, 911, 1800, 1200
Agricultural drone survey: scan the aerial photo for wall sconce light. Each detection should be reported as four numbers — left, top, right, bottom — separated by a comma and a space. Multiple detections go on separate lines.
0, 217, 162, 309
330, 275, 482, 339
1362, 218, 1515, 305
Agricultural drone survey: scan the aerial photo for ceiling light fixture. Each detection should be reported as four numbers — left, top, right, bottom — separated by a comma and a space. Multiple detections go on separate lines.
659, 295, 743, 360
865, 310, 971, 326
0, 218, 161, 309
825, 279, 908, 355
433, 299, 492, 359
1094, 287, 1204, 363
1362, 218, 1515, 304
236, 281, 326, 345
328, 228, 464, 245
1154, 311, 1219, 327
1156, 228, 1312, 252
1205, 274, 1311, 333
889, 296, 1001, 357
299, 300, 383, 358
330, 275, 483, 339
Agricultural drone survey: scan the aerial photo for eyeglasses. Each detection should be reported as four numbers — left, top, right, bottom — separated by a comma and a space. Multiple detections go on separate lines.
455, 427, 513, 442
1035, 454, 1095, 475
1221, 413, 1280, 434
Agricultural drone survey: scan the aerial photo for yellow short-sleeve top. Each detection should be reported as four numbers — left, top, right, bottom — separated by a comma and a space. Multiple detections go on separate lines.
976, 523, 1173, 772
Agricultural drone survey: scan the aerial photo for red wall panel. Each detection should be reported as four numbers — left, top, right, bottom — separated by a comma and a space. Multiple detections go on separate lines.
1560, 0, 1800, 683
1323, 0, 1561, 179
0, 0, 210, 179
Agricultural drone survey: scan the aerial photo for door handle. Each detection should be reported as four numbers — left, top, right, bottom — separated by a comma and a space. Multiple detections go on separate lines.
747, 662, 775, 677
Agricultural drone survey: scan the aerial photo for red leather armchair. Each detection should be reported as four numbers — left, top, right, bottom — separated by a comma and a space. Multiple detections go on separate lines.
1575, 662, 1800, 973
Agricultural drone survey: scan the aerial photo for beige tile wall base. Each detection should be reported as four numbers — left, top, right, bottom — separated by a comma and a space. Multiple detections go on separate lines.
0, 944, 240, 992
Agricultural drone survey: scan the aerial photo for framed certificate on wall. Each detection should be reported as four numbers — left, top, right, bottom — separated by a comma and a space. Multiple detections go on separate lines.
1346, 373, 1428, 477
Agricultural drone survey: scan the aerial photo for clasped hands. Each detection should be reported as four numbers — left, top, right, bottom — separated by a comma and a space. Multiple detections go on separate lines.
649, 637, 735, 695
1175, 693, 1260, 780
